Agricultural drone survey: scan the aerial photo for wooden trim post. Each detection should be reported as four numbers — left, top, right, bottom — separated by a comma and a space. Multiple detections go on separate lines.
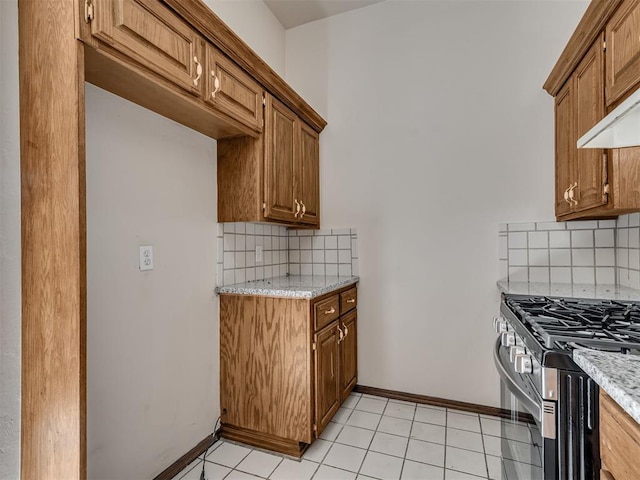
18, 0, 87, 478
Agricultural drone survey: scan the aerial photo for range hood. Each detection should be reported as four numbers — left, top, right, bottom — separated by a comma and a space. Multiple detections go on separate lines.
577, 87, 640, 149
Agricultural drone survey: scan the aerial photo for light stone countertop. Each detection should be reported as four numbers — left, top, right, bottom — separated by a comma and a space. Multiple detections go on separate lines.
497, 281, 640, 301
573, 349, 640, 425
215, 275, 359, 299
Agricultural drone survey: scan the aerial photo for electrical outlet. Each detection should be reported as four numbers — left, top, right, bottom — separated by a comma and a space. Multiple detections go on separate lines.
139, 245, 153, 271
256, 245, 263, 264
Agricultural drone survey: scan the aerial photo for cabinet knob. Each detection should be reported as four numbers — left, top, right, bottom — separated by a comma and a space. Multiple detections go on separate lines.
193, 56, 202, 87
294, 199, 301, 218
211, 71, 221, 99
325, 306, 336, 315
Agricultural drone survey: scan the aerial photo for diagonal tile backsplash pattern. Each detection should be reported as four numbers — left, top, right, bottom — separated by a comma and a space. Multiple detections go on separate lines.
216, 223, 359, 286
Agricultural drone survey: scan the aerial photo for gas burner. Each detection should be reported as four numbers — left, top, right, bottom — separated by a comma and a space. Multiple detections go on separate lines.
505, 295, 640, 352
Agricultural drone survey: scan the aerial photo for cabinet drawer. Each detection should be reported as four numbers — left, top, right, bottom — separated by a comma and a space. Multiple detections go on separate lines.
340, 288, 357, 314
314, 295, 339, 331
91, 0, 205, 96
600, 391, 640, 480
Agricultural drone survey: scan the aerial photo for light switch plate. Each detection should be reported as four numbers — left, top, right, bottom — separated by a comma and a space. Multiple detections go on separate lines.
139, 245, 153, 271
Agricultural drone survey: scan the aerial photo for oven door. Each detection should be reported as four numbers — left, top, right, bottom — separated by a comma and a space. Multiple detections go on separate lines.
493, 338, 547, 479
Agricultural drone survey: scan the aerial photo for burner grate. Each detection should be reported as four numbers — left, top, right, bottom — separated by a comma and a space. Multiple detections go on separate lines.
506, 295, 640, 351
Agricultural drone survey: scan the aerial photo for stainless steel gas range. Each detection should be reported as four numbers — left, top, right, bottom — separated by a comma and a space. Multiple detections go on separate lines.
494, 294, 640, 480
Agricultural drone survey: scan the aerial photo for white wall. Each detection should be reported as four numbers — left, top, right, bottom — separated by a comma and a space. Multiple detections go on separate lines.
206, 0, 286, 75
86, 85, 218, 479
285, 0, 588, 407
86, 1, 286, 477
0, 0, 21, 478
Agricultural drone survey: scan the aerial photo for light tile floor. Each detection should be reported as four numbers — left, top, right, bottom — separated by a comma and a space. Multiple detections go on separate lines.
172, 392, 542, 480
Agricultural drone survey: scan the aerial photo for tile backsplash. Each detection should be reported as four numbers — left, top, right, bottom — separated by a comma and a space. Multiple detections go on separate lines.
499, 219, 617, 285
216, 223, 289, 286
615, 213, 640, 289
216, 223, 359, 286
288, 228, 359, 277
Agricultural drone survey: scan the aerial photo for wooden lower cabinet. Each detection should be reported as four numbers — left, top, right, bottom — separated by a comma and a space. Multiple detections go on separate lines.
600, 390, 640, 480
314, 323, 341, 435
219, 284, 358, 456
340, 311, 358, 401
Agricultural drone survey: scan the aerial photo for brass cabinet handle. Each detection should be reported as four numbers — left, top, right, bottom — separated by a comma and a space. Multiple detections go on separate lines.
568, 182, 578, 206
300, 201, 306, 218
325, 306, 336, 315
346, 298, 355, 304
343, 325, 349, 337
294, 199, 301, 218
337, 325, 344, 343
193, 56, 202, 87
563, 187, 571, 205
210, 70, 221, 99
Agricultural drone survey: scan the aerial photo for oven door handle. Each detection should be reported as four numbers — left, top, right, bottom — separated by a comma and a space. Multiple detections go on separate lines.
493, 337, 541, 422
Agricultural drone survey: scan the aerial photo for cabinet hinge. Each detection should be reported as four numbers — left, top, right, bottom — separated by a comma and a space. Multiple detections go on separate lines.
312, 342, 316, 351
262, 95, 266, 106
603, 40, 606, 52
313, 423, 317, 432
262, 201, 266, 211
604, 183, 610, 195
84, 0, 94, 23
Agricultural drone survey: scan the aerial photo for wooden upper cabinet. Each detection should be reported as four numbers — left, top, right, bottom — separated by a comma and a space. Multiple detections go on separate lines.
217, 101, 322, 227
90, 0, 205, 96
553, 34, 610, 220
546, 0, 640, 221
555, 81, 574, 218
574, 34, 607, 213
206, 45, 264, 134
605, 0, 640, 106
297, 123, 320, 227
314, 323, 341, 436
264, 95, 298, 223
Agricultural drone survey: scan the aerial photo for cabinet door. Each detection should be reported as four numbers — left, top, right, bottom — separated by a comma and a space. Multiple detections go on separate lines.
555, 81, 574, 218
264, 95, 298, 223
574, 35, 607, 213
340, 311, 357, 401
315, 323, 341, 436
206, 46, 263, 133
606, 0, 640, 106
91, 0, 204, 96
297, 122, 320, 226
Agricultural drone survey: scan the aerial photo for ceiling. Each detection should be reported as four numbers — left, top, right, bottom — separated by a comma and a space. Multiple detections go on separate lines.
264, 0, 385, 29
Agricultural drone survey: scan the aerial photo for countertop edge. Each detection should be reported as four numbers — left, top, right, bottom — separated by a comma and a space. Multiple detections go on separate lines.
215, 276, 359, 299
496, 280, 640, 300
573, 349, 640, 425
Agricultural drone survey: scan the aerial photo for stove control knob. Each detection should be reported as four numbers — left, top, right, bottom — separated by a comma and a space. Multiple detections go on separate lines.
514, 354, 533, 374
493, 317, 508, 333
509, 346, 525, 363
501, 332, 515, 347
